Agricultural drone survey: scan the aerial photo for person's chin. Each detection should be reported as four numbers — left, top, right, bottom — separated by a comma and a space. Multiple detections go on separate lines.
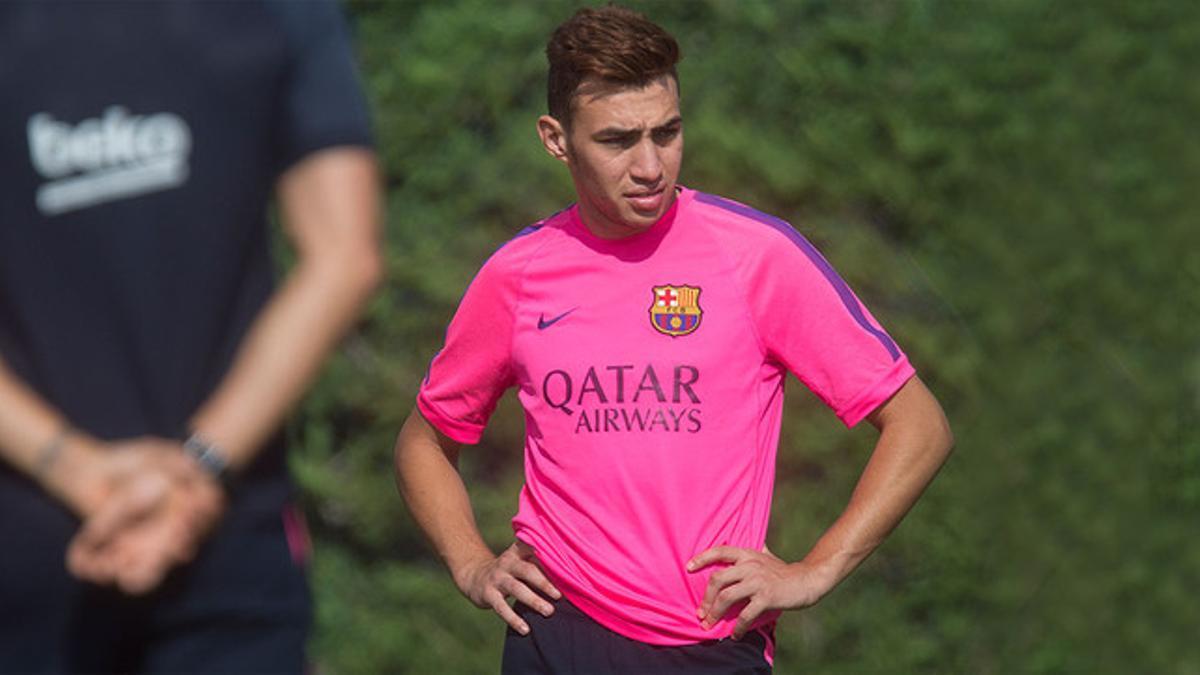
618, 213, 659, 233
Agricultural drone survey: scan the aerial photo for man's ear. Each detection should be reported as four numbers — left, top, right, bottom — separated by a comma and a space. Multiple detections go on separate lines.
537, 115, 570, 164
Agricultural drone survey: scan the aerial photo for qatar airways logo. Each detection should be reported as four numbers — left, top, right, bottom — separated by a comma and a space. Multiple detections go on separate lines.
27, 106, 192, 216
541, 363, 703, 434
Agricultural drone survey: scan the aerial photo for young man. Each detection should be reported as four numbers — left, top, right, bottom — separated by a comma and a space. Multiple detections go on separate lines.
395, 6, 953, 673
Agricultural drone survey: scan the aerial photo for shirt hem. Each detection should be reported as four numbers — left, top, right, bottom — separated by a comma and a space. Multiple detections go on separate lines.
415, 394, 484, 445
837, 357, 917, 428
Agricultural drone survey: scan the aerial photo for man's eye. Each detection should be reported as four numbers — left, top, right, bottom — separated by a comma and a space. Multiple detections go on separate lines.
653, 127, 680, 144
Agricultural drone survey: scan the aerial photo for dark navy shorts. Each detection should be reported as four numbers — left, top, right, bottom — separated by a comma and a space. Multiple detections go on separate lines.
502, 598, 773, 675
0, 470, 311, 674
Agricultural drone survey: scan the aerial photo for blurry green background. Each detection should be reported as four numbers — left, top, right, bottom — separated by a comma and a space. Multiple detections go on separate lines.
289, 1, 1198, 672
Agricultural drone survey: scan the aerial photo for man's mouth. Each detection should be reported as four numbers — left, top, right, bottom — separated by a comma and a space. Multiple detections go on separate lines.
626, 187, 665, 212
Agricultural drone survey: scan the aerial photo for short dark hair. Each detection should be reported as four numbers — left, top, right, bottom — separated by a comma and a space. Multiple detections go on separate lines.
545, 5, 681, 125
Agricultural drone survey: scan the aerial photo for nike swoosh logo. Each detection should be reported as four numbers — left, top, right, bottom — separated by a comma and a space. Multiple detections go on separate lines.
537, 309, 576, 330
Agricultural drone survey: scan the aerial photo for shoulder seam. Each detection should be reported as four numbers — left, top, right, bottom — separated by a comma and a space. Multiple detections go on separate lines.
690, 200, 770, 364
692, 190, 806, 251
695, 191, 902, 362
508, 218, 567, 386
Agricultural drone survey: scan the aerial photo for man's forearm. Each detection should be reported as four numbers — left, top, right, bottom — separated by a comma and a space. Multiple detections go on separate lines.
394, 409, 496, 584
796, 377, 954, 588
0, 358, 69, 476
395, 409, 565, 636
188, 253, 379, 469
188, 148, 382, 470
0, 358, 109, 513
692, 377, 954, 633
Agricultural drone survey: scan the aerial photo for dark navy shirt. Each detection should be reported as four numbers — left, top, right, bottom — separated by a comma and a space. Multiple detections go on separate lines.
0, 1, 373, 515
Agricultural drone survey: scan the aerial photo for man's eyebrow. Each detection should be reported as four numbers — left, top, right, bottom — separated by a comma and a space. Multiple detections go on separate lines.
593, 116, 683, 138
654, 116, 683, 130
592, 126, 640, 138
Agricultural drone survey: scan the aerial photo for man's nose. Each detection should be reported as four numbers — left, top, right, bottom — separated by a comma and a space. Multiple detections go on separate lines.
629, 140, 662, 183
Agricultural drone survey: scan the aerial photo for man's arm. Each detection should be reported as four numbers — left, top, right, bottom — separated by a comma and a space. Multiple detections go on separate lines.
689, 375, 954, 637
0, 358, 158, 516
70, 146, 384, 590
394, 407, 560, 635
0, 357, 89, 511
186, 146, 383, 469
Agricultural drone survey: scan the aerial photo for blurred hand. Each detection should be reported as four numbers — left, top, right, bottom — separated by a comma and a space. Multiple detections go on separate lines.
64, 437, 226, 595
687, 546, 832, 639
454, 541, 561, 635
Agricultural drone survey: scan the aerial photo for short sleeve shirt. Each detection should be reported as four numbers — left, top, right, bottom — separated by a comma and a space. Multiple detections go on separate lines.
0, 0, 372, 507
419, 187, 915, 644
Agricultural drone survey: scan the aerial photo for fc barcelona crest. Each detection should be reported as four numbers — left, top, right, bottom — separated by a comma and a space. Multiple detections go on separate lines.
649, 284, 702, 337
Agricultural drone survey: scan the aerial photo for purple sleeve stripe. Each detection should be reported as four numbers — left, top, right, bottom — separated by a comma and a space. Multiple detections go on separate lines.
695, 192, 901, 361
504, 222, 544, 245
496, 204, 572, 251
465, 214, 556, 302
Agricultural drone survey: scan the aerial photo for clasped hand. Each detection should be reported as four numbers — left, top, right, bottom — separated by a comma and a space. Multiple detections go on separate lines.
66, 438, 226, 595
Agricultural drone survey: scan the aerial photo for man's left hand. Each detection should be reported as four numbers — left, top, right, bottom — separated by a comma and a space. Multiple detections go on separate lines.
687, 546, 832, 639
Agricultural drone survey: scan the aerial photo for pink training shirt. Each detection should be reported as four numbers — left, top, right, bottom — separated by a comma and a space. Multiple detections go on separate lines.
418, 187, 914, 647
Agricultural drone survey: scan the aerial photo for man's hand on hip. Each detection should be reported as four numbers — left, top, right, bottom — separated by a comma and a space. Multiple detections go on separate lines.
688, 545, 834, 639
455, 541, 562, 635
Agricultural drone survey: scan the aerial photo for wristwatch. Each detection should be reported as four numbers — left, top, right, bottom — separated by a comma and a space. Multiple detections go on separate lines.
182, 432, 234, 491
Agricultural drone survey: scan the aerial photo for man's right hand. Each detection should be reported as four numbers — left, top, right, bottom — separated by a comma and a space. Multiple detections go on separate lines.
454, 541, 562, 635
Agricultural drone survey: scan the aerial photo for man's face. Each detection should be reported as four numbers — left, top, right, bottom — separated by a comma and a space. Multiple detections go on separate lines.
538, 75, 683, 239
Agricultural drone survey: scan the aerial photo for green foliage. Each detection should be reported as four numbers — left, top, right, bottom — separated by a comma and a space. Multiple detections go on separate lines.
292, 1, 1198, 672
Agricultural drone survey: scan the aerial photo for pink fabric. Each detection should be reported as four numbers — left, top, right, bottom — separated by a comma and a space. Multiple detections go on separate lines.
418, 187, 914, 646
281, 502, 312, 568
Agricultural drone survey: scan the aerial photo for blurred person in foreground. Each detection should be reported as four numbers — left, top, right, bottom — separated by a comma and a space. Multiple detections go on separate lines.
0, 1, 381, 672
395, 5, 954, 674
